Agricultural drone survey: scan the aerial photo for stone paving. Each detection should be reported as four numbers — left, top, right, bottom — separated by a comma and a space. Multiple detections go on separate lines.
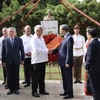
0, 80, 93, 100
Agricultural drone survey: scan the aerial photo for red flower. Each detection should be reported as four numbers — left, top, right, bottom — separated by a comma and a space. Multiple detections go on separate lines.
43, 34, 57, 45
43, 33, 62, 62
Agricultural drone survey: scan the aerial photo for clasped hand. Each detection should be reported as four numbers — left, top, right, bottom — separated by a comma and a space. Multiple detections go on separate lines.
48, 49, 53, 54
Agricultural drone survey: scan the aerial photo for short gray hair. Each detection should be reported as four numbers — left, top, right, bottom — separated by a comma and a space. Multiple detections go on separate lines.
34, 25, 43, 33
7, 27, 16, 32
2, 27, 8, 31
60, 24, 69, 32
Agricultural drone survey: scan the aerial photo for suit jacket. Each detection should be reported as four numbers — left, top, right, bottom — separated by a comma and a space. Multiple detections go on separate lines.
2, 37, 25, 65
85, 38, 100, 73
53, 33, 74, 67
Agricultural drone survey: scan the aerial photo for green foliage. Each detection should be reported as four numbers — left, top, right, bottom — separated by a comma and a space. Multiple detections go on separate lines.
0, 0, 100, 37
83, 0, 97, 3
39, 0, 60, 6
67, 0, 79, 3
53, 5, 69, 25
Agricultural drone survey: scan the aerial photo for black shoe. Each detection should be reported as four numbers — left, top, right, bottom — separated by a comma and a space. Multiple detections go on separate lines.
2, 81, 5, 85
63, 94, 74, 99
78, 80, 82, 84
22, 81, 26, 84
74, 80, 78, 84
32, 92, 40, 97
24, 84, 30, 87
59, 93, 66, 96
40, 91, 49, 95
18, 87, 21, 89
5, 85, 8, 89
7, 90, 13, 95
15, 90, 20, 95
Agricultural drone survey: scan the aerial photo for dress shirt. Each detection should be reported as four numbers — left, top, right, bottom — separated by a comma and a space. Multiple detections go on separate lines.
73, 34, 85, 57
0, 36, 5, 59
83, 39, 90, 63
84, 40, 90, 55
20, 34, 33, 58
30, 34, 48, 64
64, 32, 69, 38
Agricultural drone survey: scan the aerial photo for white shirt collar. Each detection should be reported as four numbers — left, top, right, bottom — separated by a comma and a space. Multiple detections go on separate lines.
34, 34, 42, 39
10, 37, 14, 40
91, 38, 97, 42
25, 34, 32, 37
64, 32, 69, 38
74, 34, 80, 36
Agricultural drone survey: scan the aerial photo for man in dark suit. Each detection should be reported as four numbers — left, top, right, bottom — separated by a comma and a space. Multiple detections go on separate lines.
2, 27, 25, 95
85, 27, 100, 100
0, 27, 8, 87
52, 24, 74, 99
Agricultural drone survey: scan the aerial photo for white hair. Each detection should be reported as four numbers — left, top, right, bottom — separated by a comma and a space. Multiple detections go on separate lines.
60, 24, 69, 32
34, 25, 43, 33
2, 27, 8, 31
7, 27, 16, 32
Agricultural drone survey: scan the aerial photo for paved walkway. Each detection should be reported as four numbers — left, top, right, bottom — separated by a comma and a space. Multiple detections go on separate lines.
0, 80, 93, 100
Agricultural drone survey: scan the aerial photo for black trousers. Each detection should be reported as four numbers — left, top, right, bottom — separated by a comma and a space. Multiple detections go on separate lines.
60, 66, 73, 95
32, 62, 46, 93
24, 58, 32, 84
88, 72, 100, 100
2, 66, 7, 82
7, 63, 19, 91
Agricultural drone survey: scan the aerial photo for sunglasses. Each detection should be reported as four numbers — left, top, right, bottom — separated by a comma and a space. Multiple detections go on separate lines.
74, 28, 80, 29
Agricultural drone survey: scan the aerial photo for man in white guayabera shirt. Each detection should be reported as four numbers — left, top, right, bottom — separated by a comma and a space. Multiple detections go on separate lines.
30, 25, 50, 98
20, 25, 33, 87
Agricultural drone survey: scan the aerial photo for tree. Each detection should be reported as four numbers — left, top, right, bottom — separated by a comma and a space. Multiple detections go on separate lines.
83, 0, 96, 3
0, 0, 5, 11
67, 0, 79, 3
0, 0, 100, 37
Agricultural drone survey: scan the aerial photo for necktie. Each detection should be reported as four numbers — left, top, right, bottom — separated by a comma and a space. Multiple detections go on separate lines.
11, 38, 14, 47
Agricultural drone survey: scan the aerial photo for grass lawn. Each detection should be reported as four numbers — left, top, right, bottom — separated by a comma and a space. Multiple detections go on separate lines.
0, 64, 85, 80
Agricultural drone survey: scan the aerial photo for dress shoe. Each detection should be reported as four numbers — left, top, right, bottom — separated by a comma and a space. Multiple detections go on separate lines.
22, 81, 26, 84
40, 91, 49, 95
7, 90, 13, 95
24, 84, 30, 87
63, 94, 74, 99
2, 81, 5, 85
18, 87, 21, 89
78, 80, 82, 84
59, 93, 66, 96
74, 80, 78, 84
15, 90, 20, 95
5, 85, 8, 89
32, 92, 40, 97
